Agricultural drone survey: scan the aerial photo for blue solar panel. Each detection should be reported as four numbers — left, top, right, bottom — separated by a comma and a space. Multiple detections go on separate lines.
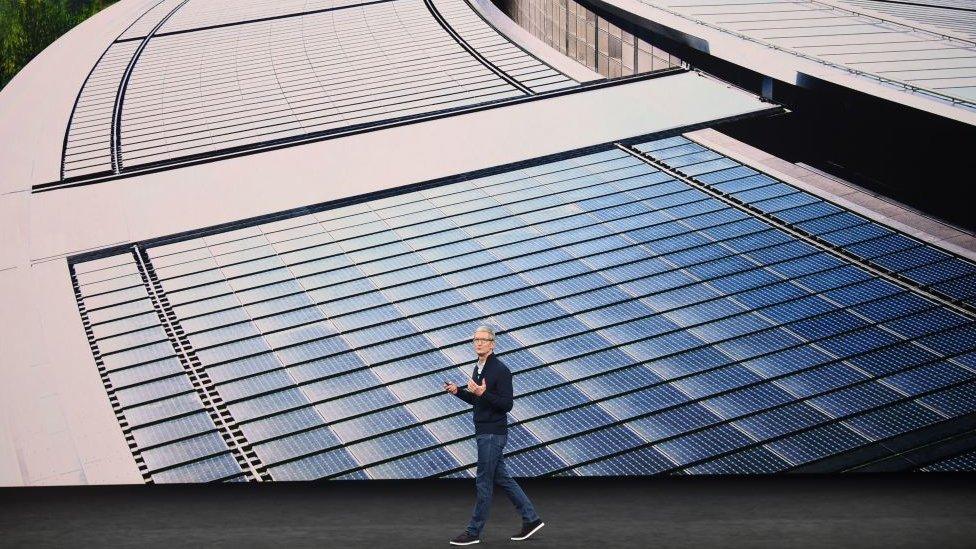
920, 448, 976, 472
733, 401, 832, 441
845, 234, 920, 260
573, 445, 675, 476
766, 423, 869, 466
934, 274, 976, 302
655, 423, 755, 466
71, 136, 976, 481
684, 446, 791, 474
547, 425, 645, 466
638, 135, 976, 311
919, 380, 976, 418
505, 446, 568, 476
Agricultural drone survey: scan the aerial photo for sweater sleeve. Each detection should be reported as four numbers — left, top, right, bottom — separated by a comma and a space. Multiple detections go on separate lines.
481, 367, 514, 413
453, 387, 477, 405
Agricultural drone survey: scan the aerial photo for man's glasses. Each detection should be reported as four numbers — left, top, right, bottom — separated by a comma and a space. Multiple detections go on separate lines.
472, 337, 494, 343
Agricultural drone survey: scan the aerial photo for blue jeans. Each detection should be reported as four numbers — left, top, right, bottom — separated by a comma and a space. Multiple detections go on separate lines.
466, 433, 540, 536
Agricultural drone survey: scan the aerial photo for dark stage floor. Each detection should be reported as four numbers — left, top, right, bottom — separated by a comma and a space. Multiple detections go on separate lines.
1, 475, 974, 548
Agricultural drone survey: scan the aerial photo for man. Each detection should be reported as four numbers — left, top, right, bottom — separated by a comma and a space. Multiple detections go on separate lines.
444, 325, 545, 546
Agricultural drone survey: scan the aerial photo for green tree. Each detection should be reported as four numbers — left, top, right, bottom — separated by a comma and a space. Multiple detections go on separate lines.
1, 0, 116, 90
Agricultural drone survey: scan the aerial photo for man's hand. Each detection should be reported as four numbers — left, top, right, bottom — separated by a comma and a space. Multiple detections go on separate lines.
470, 378, 487, 397
444, 381, 458, 395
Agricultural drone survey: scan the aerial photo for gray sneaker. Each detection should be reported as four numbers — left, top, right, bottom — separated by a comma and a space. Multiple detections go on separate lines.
511, 519, 545, 541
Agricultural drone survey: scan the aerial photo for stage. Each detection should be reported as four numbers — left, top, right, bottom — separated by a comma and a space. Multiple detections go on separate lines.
2, 475, 974, 548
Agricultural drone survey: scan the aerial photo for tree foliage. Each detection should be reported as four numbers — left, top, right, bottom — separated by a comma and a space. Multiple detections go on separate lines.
1, 0, 116, 90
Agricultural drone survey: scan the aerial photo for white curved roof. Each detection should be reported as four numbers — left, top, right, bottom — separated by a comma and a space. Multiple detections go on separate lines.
0, 0, 161, 191
35, 0, 605, 183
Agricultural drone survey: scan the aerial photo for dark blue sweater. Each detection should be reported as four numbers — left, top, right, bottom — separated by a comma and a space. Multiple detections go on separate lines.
453, 354, 513, 435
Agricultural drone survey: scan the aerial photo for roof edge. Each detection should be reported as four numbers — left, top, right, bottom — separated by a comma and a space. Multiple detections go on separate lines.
0, 0, 164, 191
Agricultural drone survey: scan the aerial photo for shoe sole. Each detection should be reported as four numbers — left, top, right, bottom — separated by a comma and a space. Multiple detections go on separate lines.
511, 521, 545, 541
449, 540, 480, 546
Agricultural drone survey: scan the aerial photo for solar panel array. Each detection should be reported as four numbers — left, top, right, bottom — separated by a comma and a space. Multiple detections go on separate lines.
62, 0, 580, 179
71, 253, 250, 483
635, 136, 976, 310
920, 448, 976, 471
71, 134, 976, 482
63, 0, 190, 179
636, 0, 976, 105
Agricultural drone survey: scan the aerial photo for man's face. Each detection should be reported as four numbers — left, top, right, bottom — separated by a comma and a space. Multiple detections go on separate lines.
473, 330, 495, 358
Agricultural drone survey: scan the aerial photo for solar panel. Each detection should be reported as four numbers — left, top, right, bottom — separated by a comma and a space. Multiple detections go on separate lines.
919, 448, 976, 471
71, 253, 246, 483
71, 135, 976, 481
637, 134, 976, 311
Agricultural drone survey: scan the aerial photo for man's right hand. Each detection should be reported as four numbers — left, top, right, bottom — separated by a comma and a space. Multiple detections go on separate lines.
444, 382, 459, 395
